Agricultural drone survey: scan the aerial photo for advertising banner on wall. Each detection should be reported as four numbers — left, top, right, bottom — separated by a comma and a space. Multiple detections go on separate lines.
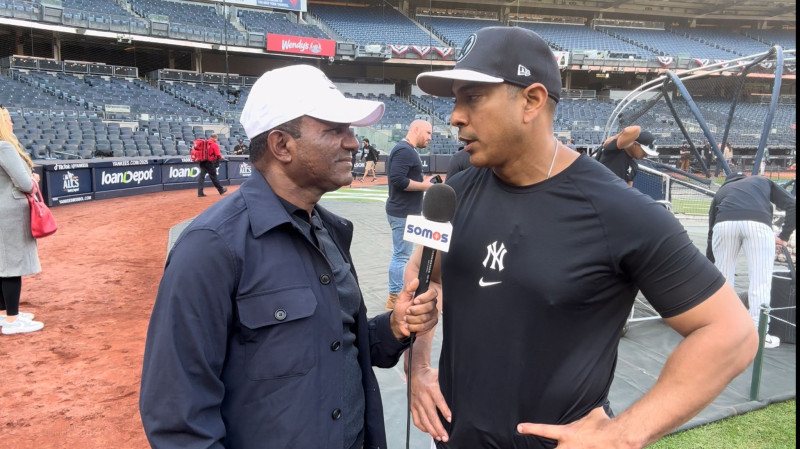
266, 33, 336, 57
554, 51, 570, 67
228, 160, 254, 180
45, 162, 93, 205
94, 160, 161, 192
218, 0, 306, 12
162, 162, 228, 184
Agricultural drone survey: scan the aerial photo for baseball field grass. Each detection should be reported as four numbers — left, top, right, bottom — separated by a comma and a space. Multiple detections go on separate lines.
650, 399, 796, 448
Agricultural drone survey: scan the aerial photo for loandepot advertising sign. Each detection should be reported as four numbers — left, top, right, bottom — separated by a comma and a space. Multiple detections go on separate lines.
162, 162, 228, 183
94, 165, 161, 192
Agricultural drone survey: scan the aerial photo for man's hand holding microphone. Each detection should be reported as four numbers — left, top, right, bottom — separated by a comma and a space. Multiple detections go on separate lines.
389, 277, 440, 340
390, 183, 456, 341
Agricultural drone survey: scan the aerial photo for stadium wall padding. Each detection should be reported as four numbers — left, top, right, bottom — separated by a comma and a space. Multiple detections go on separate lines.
39, 157, 252, 206
37, 155, 449, 206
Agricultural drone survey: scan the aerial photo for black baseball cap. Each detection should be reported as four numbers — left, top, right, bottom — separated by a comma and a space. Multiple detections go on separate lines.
635, 131, 658, 156
416, 26, 561, 102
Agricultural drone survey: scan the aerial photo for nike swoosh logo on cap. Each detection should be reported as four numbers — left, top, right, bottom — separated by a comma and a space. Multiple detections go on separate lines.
478, 277, 502, 287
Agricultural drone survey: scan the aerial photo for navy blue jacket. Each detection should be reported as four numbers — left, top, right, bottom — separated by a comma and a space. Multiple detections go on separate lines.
140, 172, 408, 449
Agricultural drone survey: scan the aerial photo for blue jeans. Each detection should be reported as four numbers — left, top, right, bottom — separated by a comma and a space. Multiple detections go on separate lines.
386, 214, 414, 295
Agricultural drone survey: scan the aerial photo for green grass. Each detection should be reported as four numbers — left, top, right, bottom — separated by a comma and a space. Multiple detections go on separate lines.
649, 400, 796, 448
671, 197, 713, 216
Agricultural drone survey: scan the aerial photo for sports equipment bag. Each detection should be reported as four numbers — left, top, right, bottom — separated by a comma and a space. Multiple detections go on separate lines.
191, 139, 209, 162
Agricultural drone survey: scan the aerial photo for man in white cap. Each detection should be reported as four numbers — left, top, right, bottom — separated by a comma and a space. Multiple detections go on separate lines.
140, 64, 440, 449
404, 26, 756, 449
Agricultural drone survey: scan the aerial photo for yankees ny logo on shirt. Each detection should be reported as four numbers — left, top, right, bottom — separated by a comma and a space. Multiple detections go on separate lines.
479, 241, 507, 287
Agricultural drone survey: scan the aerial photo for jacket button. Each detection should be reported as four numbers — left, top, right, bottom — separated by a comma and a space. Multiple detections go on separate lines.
331, 408, 342, 420
320, 274, 331, 284
330, 341, 341, 351
274, 309, 287, 321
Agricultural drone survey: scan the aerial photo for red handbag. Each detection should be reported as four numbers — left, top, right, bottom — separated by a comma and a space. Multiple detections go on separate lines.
25, 181, 57, 238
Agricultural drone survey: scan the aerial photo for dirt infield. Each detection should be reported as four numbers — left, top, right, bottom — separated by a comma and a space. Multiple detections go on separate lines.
1, 186, 241, 449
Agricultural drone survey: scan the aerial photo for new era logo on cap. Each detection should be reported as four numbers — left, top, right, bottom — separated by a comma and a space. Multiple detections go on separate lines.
416, 27, 562, 102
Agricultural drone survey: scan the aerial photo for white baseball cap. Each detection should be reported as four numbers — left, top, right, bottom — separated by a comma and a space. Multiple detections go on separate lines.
239, 65, 385, 139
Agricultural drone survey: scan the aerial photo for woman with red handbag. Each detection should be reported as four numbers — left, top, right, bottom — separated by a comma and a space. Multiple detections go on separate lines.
0, 106, 44, 335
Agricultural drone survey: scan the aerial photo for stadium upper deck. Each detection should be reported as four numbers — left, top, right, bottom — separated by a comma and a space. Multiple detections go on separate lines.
0, 0, 794, 57
0, 0, 795, 167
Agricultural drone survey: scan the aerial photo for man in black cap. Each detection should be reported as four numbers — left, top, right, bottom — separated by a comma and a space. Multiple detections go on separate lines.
232, 138, 249, 155
598, 125, 658, 186
404, 26, 757, 449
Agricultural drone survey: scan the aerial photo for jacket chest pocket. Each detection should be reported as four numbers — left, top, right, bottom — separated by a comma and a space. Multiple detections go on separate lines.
236, 286, 318, 380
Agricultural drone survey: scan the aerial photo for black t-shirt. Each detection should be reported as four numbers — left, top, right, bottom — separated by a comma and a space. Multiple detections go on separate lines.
598, 138, 638, 182
385, 141, 424, 218
439, 155, 724, 448
361, 144, 379, 162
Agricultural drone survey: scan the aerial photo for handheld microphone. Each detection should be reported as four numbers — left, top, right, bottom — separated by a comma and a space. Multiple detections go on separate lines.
402, 183, 456, 449
403, 183, 456, 301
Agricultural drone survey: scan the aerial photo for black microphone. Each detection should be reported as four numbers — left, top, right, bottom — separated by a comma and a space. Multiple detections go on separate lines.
403, 183, 456, 300
402, 183, 456, 449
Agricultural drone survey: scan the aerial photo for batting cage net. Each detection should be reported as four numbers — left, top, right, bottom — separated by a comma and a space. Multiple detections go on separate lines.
604, 47, 796, 216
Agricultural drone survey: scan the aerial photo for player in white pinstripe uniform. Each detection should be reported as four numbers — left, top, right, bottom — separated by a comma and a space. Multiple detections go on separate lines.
707, 173, 796, 348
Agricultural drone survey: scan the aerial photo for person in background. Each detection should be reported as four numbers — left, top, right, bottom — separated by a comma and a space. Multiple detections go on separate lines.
0, 106, 45, 335
702, 140, 714, 173
407, 26, 757, 449
197, 133, 227, 197
713, 142, 732, 177
359, 138, 379, 182
350, 145, 359, 187
384, 119, 433, 311
565, 138, 578, 153
598, 125, 658, 186
232, 138, 249, 155
679, 141, 691, 172
707, 172, 796, 349
140, 65, 439, 449
716, 142, 734, 176
759, 147, 770, 176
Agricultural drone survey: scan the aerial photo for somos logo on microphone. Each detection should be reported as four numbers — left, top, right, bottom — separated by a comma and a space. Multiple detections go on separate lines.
406, 224, 449, 243
403, 215, 453, 252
